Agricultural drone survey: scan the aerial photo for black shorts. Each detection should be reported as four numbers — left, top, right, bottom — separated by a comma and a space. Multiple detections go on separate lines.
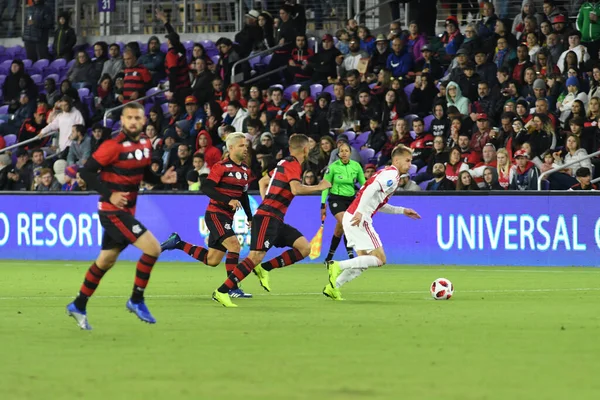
204, 211, 236, 252
99, 211, 148, 251
250, 214, 303, 251
328, 194, 355, 216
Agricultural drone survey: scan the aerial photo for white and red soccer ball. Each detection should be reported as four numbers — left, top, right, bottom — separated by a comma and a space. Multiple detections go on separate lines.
430, 278, 454, 300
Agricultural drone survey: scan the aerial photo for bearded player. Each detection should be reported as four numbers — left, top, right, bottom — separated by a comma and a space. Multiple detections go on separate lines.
66, 102, 177, 330
323, 145, 421, 300
160, 132, 255, 298
212, 134, 331, 307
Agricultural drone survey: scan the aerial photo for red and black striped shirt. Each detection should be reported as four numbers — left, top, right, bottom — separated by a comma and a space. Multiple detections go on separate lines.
165, 49, 191, 93
206, 158, 251, 218
123, 64, 152, 103
93, 133, 152, 214
257, 156, 302, 221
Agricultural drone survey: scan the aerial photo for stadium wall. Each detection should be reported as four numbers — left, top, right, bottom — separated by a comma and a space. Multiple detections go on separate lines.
0, 193, 599, 267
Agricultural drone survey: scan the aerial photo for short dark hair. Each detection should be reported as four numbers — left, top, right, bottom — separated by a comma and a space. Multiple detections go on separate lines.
269, 87, 283, 95
222, 125, 236, 134
228, 100, 241, 110
31, 148, 44, 157
247, 119, 264, 131
412, 118, 424, 126
193, 153, 205, 161
391, 145, 412, 158
347, 70, 360, 79
73, 124, 85, 135
576, 167, 591, 177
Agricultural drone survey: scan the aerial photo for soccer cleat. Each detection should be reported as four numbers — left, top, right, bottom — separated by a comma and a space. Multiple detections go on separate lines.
229, 288, 253, 298
253, 265, 271, 292
66, 302, 92, 330
126, 299, 157, 324
212, 290, 238, 307
327, 260, 342, 287
160, 232, 181, 252
322, 283, 343, 301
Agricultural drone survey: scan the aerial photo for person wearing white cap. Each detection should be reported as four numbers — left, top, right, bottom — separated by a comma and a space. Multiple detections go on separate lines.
235, 9, 264, 58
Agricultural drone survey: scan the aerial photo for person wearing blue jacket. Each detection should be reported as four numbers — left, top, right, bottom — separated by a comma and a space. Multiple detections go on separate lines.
386, 38, 414, 78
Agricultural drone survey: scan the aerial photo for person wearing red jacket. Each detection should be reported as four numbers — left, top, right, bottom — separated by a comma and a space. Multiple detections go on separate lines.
287, 35, 314, 83
457, 132, 482, 167
196, 130, 222, 167
409, 117, 434, 169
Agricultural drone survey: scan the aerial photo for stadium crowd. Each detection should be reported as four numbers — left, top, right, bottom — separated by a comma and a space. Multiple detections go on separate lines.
1, 0, 600, 192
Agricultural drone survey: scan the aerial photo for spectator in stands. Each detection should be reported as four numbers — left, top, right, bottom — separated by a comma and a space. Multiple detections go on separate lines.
570, 166, 597, 190
2, 61, 33, 113
558, 77, 589, 124
368, 35, 390, 74
456, 170, 479, 190
43, 78, 60, 108
195, 130, 222, 167
412, 45, 443, 82
446, 81, 470, 116
100, 43, 124, 81
235, 9, 263, 58
511, 44, 533, 84
403, 21, 427, 63
525, 113, 556, 162
35, 167, 61, 191
526, 32, 541, 62
0, 153, 13, 190
558, 31, 590, 72
386, 38, 414, 79
396, 173, 421, 191
578, 2, 600, 58
5, 148, 32, 191
427, 162, 456, 191
344, 69, 370, 99
18, 104, 48, 148
459, 63, 482, 102
67, 52, 96, 89
0, 90, 35, 136
52, 11, 76, 61
303, 97, 329, 137
305, 34, 340, 84
216, 37, 246, 87
410, 118, 434, 169
265, 87, 291, 122
469, 113, 493, 156
410, 75, 439, 117
120, 49, 152, 104
543, 0, 568, 23
480, 166, 503, 190
474, 49, 497, 88
138, 36, 166, 84
61, 165, 80, 191
337, 37, 368, 78
509, 149, 539, 189
271, 5, 297, 70
258, 11, 275, 50
66, 124, 90, 167
414, 135, 448, 183
472, 82, 502, 122
513, 0, 544, 37
167, 144, 193, 190
90, 42, 109, 83
286, 35, 314, 83
22, 0, 52, 62
191, 59, 214, 106
223, 100, 247, 132
165, 32, 191, 105
441, 16, 464, 57
39, 95, 84, 154
549, 133, 592, 188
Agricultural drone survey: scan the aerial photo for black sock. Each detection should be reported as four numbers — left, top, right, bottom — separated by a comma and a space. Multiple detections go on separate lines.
325, 235, 343, 262
343, 235, 354, 259
262, 249, 305, 271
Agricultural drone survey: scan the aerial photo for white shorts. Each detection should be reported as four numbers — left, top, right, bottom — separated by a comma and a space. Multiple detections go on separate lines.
342, 212, 382, 251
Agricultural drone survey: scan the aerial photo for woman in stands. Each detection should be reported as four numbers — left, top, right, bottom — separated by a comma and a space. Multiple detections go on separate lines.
246, 85, 267, 111
258, 11, 275, 50
587, 97, 600, 122
533, 48, 559, 78
445, 147, 464, 184
456, 170, 479, 191
332, 94, 358, 134
496, 148, 511, 189
588, 67, 600, 99
549, 134, 593, 189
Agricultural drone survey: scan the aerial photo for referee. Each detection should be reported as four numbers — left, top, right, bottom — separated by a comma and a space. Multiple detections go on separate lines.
321, 142, 366, 262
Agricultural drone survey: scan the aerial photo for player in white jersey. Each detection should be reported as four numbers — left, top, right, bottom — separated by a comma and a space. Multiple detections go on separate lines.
323, 145, 421, 300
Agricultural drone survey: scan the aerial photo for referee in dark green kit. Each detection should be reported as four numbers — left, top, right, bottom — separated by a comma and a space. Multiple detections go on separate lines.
321, 142, 366, 262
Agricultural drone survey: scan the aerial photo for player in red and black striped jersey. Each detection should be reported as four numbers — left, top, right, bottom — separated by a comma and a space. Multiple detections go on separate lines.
160, 132, 255, 298
212, 134, 332, 307
66, 102, 177, 330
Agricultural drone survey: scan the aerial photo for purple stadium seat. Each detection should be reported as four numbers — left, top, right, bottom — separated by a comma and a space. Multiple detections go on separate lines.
47, 58, 67, 75
307, 37, 316, 51
386, 130, 392, 138
352, 131, 370, 148
210, 55, 220, 65
404, 113, 419, 127
0, 75, 5, 86
404, 83, 415, 98
310, 84, 323, 98
102, 119, 113, 128
359, 148, 375, 165
31, 59, 50, 75
30, 74, 43, 85
408, 164, 417, 177
249, 55, 262, 69
323, 84, 335, 96
145, 87, 162, 102
202, 40, 215, 49
77, 88, 90, 102
112, 121, 122, 132
140, 43, 148, 54
410, 130, 416, 139
0, 119, 5, 125
145, 103, 153, 115
4, 134, 17, 147
22, 59, 32, 69
206, 48, 219, 58
283, 84, 301, 101
161, 103, 169, 117
262, 54, 273, 65
342, 131, 356, 142
116, 41, 125, 50
66, 59, 76, 71
368, 82, 376, 89
423, 114, 435, 131
0, 105, 9, 114
419, 179, 432, 190
45, 73, 59, 84
160, 43, 168, 53
0, 59, 12, 73
417, 166, 427, 174
183, 40, 194, 50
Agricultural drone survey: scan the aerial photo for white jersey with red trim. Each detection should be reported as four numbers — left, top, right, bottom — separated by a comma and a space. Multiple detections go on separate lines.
346, 166, 400, 220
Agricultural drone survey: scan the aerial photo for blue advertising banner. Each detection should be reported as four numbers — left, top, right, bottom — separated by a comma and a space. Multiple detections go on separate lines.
0, 194, 599, 266
98, 0, 115, 12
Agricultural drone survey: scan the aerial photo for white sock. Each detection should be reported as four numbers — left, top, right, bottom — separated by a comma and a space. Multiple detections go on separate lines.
336, 268, 365, 288
339, 255, 382, 270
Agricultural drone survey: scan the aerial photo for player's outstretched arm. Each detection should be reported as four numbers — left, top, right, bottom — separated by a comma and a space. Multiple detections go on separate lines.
289, 179, 331, 196
379, 204, 421, 219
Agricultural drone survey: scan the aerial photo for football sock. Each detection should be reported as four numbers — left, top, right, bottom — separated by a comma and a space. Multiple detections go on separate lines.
336, 268, 365, 288
339, 255, 382, 270
218, 258, 256, 293
225, 252, 239, 289
343, 235, 354, 259
261, 249, 305, 271
131, 254, 157, 303
325, 235, 342, 262
74, 263, 107, 310
180, 242, 208, 264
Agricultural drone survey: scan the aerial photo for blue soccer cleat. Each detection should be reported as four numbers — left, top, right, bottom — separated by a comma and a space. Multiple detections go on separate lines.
126, 299, 156, 324
160, 232, 181, 252
66, 302, 92, 330
229, 287, 253, 298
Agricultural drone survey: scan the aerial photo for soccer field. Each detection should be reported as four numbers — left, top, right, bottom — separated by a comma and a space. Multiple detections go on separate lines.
1, 261, 600, 400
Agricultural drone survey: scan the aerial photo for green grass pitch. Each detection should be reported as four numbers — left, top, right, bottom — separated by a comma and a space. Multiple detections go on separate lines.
1, 260, 600, 400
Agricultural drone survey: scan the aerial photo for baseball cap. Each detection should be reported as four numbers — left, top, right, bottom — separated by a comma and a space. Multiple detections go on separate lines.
552, 15, 567, 24
456, 48, 469, 56
185, 95, 198, 105
322, 34, 333, 42
36, 105, 48, 115
514, 149, 529, 158
421, 44, 432, 52
303, 97, 315, 106
476, 113, 488, 121
375, 34, 387, 42
364, 163, 377, 170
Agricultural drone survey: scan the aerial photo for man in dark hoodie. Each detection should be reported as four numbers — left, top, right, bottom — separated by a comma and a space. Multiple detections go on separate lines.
509, 149, 539, 190
22, 0, 53, 62
306, 34, 341, 84
138, 36, 166, 84
52, 11, 76, 61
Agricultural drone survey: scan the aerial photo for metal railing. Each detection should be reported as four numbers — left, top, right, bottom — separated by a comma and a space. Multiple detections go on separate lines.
230, 42, 289, 85
102, 87, 168, 127
0, 132, 57, 155
354, 0, 408, 31
537, 151, 600, 191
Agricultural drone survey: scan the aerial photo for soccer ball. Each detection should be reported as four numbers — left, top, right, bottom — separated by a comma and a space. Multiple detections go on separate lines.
430, 278, 454, 300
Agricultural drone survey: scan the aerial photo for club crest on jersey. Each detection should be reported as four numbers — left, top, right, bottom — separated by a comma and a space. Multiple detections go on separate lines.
132, 225, 142, 234
224, 223, 231, 230
387, 179, 393, 187
135, 149, 143, 160
235, 172, 242, 179
264, 240, 271, 248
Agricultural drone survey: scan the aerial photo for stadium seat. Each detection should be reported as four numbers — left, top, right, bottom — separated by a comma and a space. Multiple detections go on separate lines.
369, 83, 376, 89
323, 84, 335, 96
102, 119, 113, 129
423, 114, 435, 131
0, 75, 5, 86
417, 166, 427, 174
112, 121, 122, 132
31, 59, 50, 75
404, 114, 419, 127
161, 103, 169, 117
310, 84, 323, 98
410, 130, 416, 139
0, 105, 9, 114
419, 179, 432, 190
145, 87, 162, 103
270, 84, 284, 90
386, 130, 392, 138
30, 74, 43, 85
210, 55, 220, 65
22, 59, 32, 69
342, 131, 356, 142
47, 59, 67, 76
202, 39, 215, 49
160, 43, 168, 53
352, 131, 370, 148
261, 54, 273, 65
66, 59, 76, 71
145, 103, 153, 115
4, 134, 17, 147
0, 59, 12, 75
307, 37, 317, 51
77, 88, 90, 102
404, 83, 415, 98
359, 148, 375, 165
45, 73, 59, 84
249, 55, 262, 69
283, 84, 301, 101
408, 164, 417, 177
183, 40, 194, 50
116, 41, 125, 51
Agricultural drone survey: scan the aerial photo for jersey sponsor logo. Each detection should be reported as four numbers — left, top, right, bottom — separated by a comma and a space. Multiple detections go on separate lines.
243, 173, 248, 180
143, 148, 150, 158
332, 202, 338, 208
140, 139, 147, 144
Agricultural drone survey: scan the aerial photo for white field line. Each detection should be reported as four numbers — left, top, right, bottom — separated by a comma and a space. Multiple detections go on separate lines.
0, 287, 599, 301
